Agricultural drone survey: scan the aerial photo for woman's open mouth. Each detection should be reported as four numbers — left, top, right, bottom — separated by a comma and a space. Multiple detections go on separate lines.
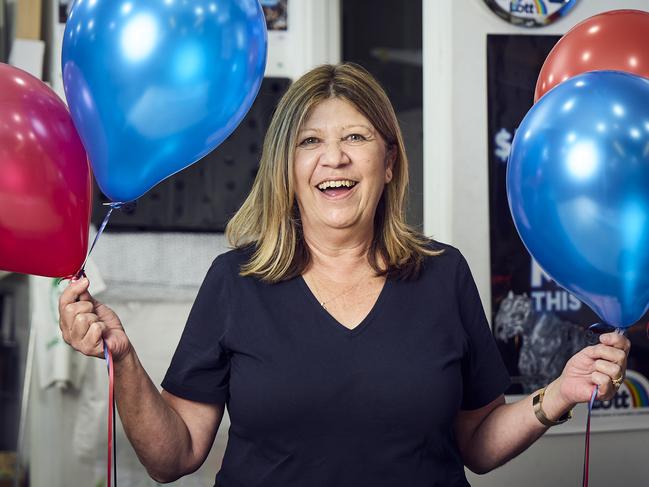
316, 179, 358, 199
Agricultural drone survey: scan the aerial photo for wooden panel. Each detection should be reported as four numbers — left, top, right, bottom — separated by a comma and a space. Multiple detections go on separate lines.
15, 0, 41, 40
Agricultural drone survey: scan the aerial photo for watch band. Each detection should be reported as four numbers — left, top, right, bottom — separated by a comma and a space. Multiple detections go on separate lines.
532, 387, 572, 427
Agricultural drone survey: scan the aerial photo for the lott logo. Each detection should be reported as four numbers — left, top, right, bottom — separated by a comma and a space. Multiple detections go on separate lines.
483, 0, 577, 27
592, 370, 649, 411
509, 0, 547, 15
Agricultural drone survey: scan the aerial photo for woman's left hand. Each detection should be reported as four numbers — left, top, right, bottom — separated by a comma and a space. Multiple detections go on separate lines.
552, 332, 631, 408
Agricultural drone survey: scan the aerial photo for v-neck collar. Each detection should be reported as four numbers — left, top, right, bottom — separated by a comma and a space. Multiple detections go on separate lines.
297, 274, 392, 336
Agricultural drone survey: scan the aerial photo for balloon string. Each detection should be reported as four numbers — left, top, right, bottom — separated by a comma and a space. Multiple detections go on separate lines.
61, 202, 125, 281
581, 327, 626, 486
104, 339, 116, 487
95, 202, 129, 487
90, 202, 128, 486
60, 201, 128, 479
76, 202, 126, 278
582, 384, 597, 487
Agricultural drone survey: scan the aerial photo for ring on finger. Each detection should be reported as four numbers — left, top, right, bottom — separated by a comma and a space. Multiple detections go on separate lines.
612, 374, 625, 389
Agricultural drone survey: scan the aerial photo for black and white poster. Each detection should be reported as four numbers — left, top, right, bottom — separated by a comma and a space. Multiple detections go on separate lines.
487, 34, 649, 426
261, 0, 287, 31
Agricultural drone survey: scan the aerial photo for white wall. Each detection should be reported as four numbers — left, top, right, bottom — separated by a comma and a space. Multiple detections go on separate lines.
423, 1, 649, 485
265, 0, 340, 80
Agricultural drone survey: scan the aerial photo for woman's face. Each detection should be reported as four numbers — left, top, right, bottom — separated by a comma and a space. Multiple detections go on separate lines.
293, 97, 394, 237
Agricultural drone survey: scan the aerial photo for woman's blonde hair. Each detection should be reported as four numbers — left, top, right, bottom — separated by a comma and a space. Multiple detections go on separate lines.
226, 62, 439, 282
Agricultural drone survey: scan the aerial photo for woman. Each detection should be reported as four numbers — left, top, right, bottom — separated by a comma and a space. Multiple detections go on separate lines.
59, 63, 630, 486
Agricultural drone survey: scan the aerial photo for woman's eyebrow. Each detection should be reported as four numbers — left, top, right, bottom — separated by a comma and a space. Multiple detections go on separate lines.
298, 124, 374, 134
342, 124, 373, 131
298, 126, 324, 134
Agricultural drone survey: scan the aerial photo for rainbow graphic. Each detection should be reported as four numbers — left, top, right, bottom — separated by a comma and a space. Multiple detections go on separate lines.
533, 0, 547, 15
623, 371, 649, 408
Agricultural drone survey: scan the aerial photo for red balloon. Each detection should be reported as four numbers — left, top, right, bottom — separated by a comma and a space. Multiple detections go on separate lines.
0, 63, 92, 277
535, 9, 649, 102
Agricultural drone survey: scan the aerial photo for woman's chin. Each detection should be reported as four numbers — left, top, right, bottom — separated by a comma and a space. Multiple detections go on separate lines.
300, 208, 373, 236
318, 216, 370, 233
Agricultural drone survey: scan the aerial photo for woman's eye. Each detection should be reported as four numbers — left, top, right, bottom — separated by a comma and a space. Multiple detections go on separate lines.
298, 137, 319, 146
346, 133, 367, 142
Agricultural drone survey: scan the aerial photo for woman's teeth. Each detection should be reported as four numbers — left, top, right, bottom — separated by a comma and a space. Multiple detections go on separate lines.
317, 180, 357, 190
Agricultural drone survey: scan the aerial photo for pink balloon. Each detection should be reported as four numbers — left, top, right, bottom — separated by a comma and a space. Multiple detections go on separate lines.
0, 63, 92, 277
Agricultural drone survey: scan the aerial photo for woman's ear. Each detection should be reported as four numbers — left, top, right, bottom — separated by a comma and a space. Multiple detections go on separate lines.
385, 145, 396, 183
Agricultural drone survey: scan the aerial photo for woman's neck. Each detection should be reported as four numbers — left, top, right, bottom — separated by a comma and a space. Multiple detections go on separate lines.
302, 231, 375, 281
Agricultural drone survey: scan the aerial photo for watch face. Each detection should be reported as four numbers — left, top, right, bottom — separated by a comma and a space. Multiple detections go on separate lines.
483, 0, 579, 27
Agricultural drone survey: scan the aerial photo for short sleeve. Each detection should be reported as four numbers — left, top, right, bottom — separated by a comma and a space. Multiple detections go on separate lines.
161, 255, 232, 404
456, 253, 511, 410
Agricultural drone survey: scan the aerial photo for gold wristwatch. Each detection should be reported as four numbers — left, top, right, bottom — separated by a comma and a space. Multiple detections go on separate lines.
532, 387, 572, 427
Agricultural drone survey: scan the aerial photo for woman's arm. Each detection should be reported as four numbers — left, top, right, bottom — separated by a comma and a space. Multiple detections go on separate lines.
59, 277, 223, 483
455, 331, 630, 474
454, 385, 555, 474
114, 349, 224, 482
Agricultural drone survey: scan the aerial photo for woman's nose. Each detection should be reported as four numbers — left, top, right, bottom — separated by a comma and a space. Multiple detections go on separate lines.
320, 140, 349, 167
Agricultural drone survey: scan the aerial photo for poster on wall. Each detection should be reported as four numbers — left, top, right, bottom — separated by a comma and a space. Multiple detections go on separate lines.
261, 0, 287, 31
487, 34, 649, 429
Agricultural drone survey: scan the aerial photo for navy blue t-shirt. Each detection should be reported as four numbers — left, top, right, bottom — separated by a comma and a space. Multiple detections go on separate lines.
161, 242, 510, 487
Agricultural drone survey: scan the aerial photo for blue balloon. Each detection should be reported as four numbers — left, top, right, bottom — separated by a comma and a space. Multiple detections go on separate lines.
62, 0, 267, 202
508, 70, 649, 329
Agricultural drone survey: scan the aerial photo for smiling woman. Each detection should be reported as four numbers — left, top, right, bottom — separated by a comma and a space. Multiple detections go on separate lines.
293, 98, 394, 239
226, 63, 436, 282
58, 62, 632, 487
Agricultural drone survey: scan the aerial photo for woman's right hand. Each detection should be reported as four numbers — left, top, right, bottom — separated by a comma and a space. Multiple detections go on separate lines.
59, 277, 132, 362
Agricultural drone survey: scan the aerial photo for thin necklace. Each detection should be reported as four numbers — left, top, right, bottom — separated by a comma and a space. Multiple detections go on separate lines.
307, 272, 369, 310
